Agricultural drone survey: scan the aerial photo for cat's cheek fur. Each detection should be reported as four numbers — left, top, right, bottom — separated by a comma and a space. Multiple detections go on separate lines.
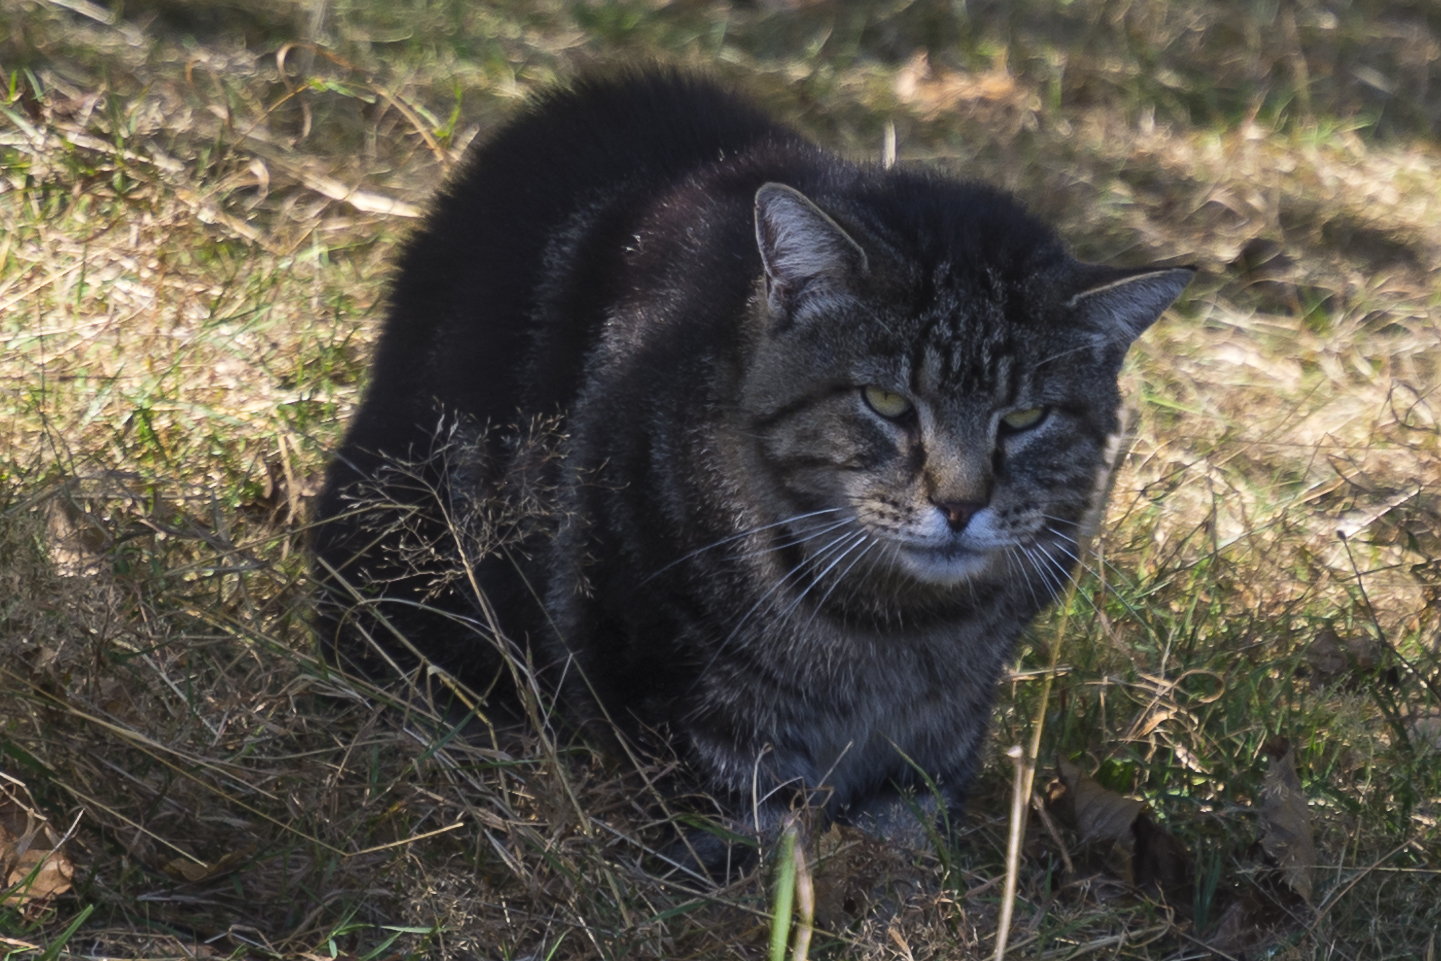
762, 403, 896, 491
955, 511, 1014, 551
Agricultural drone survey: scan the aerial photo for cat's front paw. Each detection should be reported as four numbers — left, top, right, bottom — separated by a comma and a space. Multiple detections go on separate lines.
840, 790, 953, 854
655, 817, 763, 885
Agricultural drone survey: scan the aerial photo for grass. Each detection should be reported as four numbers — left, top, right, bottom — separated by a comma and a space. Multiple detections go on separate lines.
2, 0, 1439, 957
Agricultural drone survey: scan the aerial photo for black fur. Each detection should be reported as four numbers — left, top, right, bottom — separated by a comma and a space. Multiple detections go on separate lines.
313, 68, 1191, 851
313, 71, 791, 681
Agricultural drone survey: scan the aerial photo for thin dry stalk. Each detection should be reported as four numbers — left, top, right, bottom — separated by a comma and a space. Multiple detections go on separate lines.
994, 744, 1029, 961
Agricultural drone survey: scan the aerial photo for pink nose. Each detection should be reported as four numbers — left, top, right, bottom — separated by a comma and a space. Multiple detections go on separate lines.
933, 500, 984, 532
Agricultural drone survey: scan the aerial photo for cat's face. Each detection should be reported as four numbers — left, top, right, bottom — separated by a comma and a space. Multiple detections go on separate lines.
745, 295, 1116, 589
741, 182, 1191, 592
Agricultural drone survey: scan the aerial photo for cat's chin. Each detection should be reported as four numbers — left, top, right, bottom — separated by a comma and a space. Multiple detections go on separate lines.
893, 545, 999, 586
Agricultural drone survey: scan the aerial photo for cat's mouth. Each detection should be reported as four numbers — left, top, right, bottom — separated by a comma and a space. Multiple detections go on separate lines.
885, 513, 1056, 586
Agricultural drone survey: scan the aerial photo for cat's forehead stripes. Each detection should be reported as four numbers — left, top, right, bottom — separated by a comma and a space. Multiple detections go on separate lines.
908, 296, 1017, 401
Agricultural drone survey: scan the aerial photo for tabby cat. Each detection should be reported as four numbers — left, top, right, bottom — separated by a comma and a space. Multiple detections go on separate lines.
313, 69, 1192, 851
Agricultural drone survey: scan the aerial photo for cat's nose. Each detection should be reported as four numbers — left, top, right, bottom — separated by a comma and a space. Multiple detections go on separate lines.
933, 499, 984, 532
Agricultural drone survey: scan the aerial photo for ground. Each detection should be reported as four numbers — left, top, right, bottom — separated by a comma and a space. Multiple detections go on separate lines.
0, 0, 1438, 958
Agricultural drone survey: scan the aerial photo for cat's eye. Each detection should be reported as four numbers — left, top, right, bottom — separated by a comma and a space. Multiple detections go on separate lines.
1001, 406, 1046, 431
863, 386, 913, 419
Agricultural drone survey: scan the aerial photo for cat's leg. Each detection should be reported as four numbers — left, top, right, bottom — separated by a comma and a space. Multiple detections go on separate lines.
840, 787, 948, 852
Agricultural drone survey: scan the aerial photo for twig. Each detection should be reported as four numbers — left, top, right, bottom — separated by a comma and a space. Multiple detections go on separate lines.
43, 0, 112, 24
997, 515, 1094, 956
371, 85, 450, 167
995, 533, 1087, 957
349, 819, 467, 855
1030, 791, 1074, 877
994, 745, 1029, 961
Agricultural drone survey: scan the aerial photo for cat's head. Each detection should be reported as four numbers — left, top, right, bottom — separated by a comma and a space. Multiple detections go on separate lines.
740, 179, 1192, 594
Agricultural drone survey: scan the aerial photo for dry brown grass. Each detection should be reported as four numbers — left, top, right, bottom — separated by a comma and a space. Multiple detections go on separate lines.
2, 0, 1439, 957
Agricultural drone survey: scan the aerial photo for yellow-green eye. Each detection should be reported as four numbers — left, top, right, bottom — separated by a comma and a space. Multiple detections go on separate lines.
1001, 406, 1046, 430
863, 386, 913, 419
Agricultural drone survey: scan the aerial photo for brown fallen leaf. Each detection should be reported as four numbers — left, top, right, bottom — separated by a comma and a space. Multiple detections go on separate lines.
0, 778, 75, 908
5, 847, 74, 905
43, 473, 156, 578
1053, 760, 1191, 904
1057, 759, 1144, 845
1131, 809, 1191, 904
1259, 738, 1316, 905
810, 823, 923, 929
1305, 626, 1387, 687
162, 858, 212, 883
162, 845, 255, 884
1204, 893, 1289, 957
1409, 713, 1441, 755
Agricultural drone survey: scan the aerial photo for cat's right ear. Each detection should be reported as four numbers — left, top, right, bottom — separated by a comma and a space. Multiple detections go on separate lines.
1069, 265, 1195, 354
755, 183, 868, 317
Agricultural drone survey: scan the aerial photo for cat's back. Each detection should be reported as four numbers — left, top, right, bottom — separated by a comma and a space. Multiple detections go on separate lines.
357, 71, 797, 442
314, 70, 803, 682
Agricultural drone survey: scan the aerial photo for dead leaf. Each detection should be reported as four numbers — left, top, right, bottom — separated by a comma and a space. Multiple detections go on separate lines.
887, 925, 916, 961
810, 824, 922, 929
162, 845, 255, 884
6, 847, 74, 903
44, 488, 111, 577
1131, 810, 1191, 904
1258, 739, 1315, 904
162, 858, 211, 883
1053, 760, 1191, 902
1304, 629, 1348, 678
42, 473, 155, 578
1305, 626, 1386, 686
0, 936, 41, 951
1205, 893, 1286, 956
1057, 759, 1144, 845
1205, 900, 1247, 952
0, 780, 75, 908
1409, 714, 1441, 754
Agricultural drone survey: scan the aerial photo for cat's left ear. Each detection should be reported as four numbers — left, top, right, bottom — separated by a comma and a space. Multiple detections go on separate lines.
1069, 266, 1195, 352
755, 183, 868, 317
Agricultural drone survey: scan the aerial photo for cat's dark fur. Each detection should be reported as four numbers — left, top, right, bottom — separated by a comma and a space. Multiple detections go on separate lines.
314, 69, 1191, 846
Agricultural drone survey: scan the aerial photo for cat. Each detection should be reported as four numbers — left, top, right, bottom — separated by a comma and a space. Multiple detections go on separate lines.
313, 68, 1192, 857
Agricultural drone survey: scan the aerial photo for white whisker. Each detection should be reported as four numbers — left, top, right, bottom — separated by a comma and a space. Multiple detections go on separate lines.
775, 532, 870, 625
641, 507, 844, 583
1006, 544, 1044, 610
789, 534, 878, 634
731, 517, 854, 564
1031, 545, 1082, 603
700, 529, 860, 678
1022, 544, 1067, 598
